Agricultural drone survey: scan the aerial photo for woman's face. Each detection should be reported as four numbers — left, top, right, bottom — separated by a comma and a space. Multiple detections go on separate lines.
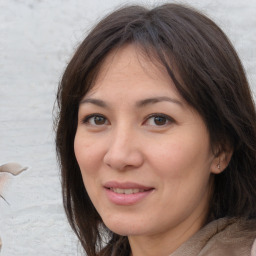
74, 44, 219, 243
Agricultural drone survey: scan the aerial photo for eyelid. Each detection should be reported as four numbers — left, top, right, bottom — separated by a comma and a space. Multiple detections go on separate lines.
81, 113, 109, 125
80, 112, 175, 127
143, 113, 175, 126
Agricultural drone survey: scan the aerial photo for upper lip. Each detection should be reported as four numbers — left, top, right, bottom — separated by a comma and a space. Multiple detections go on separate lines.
104, 181, 154, 190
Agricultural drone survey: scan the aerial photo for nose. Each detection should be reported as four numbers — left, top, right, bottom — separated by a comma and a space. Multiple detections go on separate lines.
103, 126, 144, 171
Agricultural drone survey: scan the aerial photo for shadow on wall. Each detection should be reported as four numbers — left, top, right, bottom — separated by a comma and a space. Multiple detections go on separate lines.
0, 163, 28, 252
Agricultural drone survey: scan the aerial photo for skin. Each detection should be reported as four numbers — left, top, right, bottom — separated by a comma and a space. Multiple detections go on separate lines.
74, 44, 226, 256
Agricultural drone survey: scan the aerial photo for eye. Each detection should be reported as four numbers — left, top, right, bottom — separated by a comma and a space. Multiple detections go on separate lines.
144, 114, 174, 126
82, 114, 109, 126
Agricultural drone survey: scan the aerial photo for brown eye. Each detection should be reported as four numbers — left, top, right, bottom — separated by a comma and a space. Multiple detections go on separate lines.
153, 116, 167, 126
144, 114, 174, 127
83, 114, 108, 126
94, 116, 106, 125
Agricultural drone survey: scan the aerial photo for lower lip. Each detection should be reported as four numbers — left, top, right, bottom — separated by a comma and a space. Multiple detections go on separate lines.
104, 188, 154, 206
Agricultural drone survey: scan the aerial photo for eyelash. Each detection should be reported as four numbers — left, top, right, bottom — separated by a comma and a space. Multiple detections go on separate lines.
81, 113, 175, 127
143, 113, 175, 127
82, 113, 108, 126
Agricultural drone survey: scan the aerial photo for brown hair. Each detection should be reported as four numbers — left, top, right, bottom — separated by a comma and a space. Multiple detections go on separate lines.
55, 3, 256, 256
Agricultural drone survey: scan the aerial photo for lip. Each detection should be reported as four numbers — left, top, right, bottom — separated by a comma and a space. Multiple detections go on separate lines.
103, 181, 154, 206
104, 181, 153, 190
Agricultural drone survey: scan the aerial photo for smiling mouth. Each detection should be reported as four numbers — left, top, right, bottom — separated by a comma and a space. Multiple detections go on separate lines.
104, 182, 154, 205
109, 188, 149, 194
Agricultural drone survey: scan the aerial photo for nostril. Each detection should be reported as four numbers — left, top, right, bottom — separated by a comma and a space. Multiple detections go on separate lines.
103, 148, 144, 171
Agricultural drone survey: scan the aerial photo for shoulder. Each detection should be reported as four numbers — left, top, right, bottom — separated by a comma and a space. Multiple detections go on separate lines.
200, 218, 256, 256
171, 218, 256, 256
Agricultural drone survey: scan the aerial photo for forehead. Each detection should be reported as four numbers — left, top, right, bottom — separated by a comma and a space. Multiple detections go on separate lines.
86, 44, 179, 98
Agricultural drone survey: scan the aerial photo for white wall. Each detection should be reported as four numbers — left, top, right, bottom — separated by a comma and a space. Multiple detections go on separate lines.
0, 0, 255, 255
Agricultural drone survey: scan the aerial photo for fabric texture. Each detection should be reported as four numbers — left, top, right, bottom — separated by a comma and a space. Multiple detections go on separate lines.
252, 239, 256, 256
170, 218, 256, 256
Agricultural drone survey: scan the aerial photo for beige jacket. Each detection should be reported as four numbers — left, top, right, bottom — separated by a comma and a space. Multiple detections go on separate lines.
170, 218, 256, 256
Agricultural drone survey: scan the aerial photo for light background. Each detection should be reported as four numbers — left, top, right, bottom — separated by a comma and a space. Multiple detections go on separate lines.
0, 0, 255, 255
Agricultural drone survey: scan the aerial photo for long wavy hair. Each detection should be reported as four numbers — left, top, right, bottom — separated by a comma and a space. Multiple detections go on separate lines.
55, 3, 256, 256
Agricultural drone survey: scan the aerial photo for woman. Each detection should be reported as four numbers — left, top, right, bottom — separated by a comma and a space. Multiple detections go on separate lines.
55, 3, 256, 256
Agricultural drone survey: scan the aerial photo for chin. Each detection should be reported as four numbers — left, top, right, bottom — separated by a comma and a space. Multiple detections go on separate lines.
103, 217, 145, 236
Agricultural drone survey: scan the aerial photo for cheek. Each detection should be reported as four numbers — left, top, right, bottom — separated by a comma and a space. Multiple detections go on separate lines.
147, 138, 213, 216
74, 132, 104, 175
74, 133, 104, 202
146, 133, 212, 181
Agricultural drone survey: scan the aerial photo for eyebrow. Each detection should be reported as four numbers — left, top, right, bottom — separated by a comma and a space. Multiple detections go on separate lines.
136, 96, 183, 108
80, 96, 183, 108
80, 98, 108, 108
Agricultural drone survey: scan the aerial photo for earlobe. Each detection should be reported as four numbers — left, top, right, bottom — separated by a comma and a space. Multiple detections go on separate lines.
211, 158, 223, 174
211, 150, 233, 174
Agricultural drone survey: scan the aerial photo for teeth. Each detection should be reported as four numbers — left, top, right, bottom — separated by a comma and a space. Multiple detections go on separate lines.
111, 188, 143, 194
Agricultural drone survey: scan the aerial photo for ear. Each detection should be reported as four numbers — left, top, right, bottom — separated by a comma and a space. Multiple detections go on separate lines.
211, 149, 233, 174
